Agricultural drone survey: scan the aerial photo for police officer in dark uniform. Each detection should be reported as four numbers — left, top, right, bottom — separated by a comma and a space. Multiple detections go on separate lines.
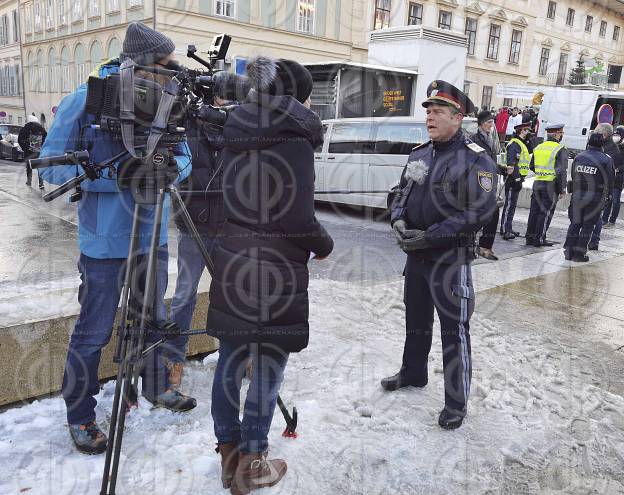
525, 124, 568, 247
564, 132, 614, 261
500, 122, 533, 240
380, 81, 498, 430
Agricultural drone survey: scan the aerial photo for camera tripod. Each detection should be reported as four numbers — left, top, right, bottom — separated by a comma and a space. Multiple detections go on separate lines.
29, 150, 298, 494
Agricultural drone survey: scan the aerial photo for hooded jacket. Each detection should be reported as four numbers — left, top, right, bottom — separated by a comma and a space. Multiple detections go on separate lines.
38, 60, 191, 258
206, 90, 334, 353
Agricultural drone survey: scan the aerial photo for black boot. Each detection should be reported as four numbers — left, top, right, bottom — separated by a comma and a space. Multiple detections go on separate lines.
380, 372, 427, 391
502, 232, 515, 241
438, 408, 465, 430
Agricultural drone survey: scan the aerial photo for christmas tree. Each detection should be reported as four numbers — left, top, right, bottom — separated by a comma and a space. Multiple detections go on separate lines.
568, 58, 587, 85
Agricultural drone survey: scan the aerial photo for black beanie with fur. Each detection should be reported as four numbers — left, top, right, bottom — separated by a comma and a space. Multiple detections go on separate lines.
247, 56, 314, 104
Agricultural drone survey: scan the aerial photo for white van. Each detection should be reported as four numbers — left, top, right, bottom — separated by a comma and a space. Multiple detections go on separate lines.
537, 86, 624, 153
314, 117, 499, 209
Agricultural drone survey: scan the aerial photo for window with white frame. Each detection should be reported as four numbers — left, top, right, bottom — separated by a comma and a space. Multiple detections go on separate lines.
373, 0, 390, 30
34, 1, 42, 31
0, 15, 7, 45
37, 51, 45, 92
128, 0, 143, 7
297, 0, 315, 33
15, 63, 21, 95
12, 10, 18, 42
24, 5, 32, 33
61, 48, 71, 92
72, 0, 82, 21
89, 0, 100, 17
46, 0, 54, 29
49, 49, 58, 92
107, 0, 120, 12
58, 0, 66, 24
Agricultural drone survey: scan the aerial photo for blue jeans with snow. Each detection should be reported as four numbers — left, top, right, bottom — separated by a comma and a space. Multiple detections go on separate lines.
211, 340, 289, 453
62, 247, 169, 425
165, 232, 218, 363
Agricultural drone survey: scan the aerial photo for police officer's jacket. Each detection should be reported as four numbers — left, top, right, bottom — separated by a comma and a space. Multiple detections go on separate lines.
571, 145, 615, 202
391, 128, 498, 265
505, 134, 532, 186
530, 137, 568, 194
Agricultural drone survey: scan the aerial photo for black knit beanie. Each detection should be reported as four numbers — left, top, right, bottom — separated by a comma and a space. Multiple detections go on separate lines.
477, 110, 494, 125
247, 57, 314, 104
120, 22, 176, 65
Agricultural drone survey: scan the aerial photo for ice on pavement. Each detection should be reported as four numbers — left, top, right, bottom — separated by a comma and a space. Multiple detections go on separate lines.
2, 271, 624, 494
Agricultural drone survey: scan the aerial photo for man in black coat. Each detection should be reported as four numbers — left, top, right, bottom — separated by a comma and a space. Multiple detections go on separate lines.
207, 57, 333, 493
564, 132, 614, 261
381, 81, 497, 430
19, 115, 47, 189
471, 110, 504, 260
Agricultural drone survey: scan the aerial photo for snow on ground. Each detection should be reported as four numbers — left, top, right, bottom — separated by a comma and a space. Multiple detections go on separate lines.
2, 271, 624, 495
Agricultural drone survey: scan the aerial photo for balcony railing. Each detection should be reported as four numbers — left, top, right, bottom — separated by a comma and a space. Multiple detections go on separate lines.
545, 72, 619, 89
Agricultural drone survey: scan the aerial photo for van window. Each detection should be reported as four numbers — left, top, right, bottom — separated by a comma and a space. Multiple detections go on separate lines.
375, 123, 428, 154
328, 123, 375, 154
461, 120, 479, 136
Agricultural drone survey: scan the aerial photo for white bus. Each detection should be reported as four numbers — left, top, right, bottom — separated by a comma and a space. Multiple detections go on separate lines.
314, 117, 500, 209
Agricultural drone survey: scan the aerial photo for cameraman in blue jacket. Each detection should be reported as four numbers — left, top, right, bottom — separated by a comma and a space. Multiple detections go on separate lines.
39, 22, 196, 455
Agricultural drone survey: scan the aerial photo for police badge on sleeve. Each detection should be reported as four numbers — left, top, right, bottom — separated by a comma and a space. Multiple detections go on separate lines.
477, 171, 494, 192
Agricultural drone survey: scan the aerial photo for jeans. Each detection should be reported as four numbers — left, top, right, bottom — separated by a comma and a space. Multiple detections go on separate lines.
211, 340, 289, 453
26, 162, 44, 187
590, 216, 603, 246
62, 246, 169, 425
166, 232, 219, 363
603, 187, 622, 224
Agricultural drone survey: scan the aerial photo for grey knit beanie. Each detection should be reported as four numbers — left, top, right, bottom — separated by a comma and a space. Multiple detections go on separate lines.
120, 22, 176, 65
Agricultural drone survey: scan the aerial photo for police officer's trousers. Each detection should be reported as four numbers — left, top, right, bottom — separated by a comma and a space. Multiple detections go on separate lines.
564, 194, 604, 258
526, 187, 557, 245
500, 183, 520, 234
402, 256, 474, 415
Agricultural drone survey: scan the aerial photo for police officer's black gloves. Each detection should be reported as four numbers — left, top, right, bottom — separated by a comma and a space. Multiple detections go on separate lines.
393, 220, 429, 252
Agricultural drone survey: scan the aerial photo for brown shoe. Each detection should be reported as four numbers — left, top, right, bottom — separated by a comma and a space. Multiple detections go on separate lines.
167, 362, 184, 390
230, 451, 287, 495
216, 442, 240, 489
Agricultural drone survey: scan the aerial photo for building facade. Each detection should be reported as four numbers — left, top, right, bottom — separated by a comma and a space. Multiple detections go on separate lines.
19, 0, 370, 123
371, 0, 624, 109
0, 0, 24, 124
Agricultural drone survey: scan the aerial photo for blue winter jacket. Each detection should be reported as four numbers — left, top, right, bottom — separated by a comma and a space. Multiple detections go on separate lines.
38, 61, 192, 259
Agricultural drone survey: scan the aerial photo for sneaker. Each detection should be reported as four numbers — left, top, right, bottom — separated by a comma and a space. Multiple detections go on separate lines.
25, 181, 31, 186
588, 244, 599, 251
603, 222, 615, 229
39, 183, 45, 190
69, 421, 108, 455
502, 232, 516, 241
144, 389, 197, 412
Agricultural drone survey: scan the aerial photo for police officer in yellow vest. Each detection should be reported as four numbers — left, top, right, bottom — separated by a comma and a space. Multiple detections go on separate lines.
500, 122, 533, 240
525, 124, 569, 247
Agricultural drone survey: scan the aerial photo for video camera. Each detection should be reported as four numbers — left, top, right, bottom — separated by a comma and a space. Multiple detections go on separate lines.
31, 34, 249, 204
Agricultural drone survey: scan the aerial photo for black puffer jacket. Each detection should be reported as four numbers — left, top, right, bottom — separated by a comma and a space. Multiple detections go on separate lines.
206, 92, 334, 353
604, 139, 624, 189
173, 118, 225, 235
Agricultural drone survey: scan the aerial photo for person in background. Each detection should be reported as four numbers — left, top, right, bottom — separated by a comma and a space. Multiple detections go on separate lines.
588, 123, 622, 249
564, 132, 614, 261
505, 107, 523, 142
20, 114, 47, 189
471, 110, 504, 260
495, 106, 510, 144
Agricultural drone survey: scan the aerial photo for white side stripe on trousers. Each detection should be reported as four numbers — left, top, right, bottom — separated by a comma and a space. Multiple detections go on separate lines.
458, 265, 471, 403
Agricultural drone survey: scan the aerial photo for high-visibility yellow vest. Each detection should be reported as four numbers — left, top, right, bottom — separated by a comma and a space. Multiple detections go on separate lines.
533, 140, 564, 182
507, 138, 532, 177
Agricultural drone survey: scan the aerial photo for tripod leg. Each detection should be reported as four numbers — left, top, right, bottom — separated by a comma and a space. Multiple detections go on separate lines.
168, 185, 216, 276
101, 203, 142, 495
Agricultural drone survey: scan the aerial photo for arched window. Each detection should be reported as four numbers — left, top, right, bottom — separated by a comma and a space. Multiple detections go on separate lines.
107, 37, 121, 59
89, 40, 103, 72
36, 49, 45, 92
74, 43, 86, 88
27, 51, 34, 92
48, 48, 58, 92
60, 46, 70, 92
